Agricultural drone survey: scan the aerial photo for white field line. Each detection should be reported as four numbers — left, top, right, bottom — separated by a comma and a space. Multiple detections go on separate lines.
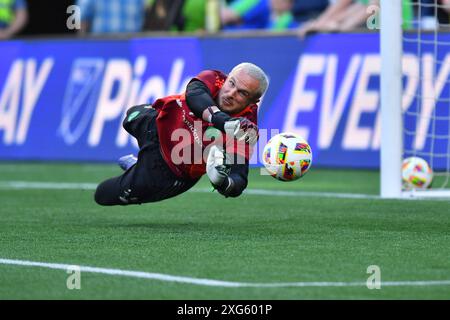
1, 258, 450, 288
2, 181, 448, 200
0, 180, 380, 200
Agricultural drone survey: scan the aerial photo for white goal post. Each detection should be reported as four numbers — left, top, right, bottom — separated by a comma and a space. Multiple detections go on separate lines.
380, 0, 403, 198
380, 0, 450, 199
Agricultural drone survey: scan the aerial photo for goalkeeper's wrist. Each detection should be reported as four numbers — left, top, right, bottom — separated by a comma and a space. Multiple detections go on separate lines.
213, 176, 234, 197
211, 111, 231, 132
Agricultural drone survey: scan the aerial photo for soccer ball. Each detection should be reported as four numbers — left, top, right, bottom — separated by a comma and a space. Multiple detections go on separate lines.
402, 156, 433, 189
262, 132, 312, 181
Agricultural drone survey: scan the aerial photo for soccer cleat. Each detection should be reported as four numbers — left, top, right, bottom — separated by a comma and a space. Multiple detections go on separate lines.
118, 154, 137, 171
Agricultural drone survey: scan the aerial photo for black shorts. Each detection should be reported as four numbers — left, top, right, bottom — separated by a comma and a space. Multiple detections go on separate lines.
94, 104, 199, 206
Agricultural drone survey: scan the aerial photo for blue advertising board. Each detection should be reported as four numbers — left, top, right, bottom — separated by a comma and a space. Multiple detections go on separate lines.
0, 34, 449, 169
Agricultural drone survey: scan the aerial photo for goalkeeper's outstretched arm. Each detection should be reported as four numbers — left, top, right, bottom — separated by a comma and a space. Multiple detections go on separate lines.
215, 162, 249, 198
185, 79, 232, 131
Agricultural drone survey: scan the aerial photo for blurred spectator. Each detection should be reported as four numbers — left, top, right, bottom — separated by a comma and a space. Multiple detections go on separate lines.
442, 0, 450, 29
221, 0, 298, 31
143, 0, 213, 33
145, 0, 217, 33
181, 0, 206, 32
20, 0, 75, 36
292, 0, 329, 23
401, 0, 414, 29
416, 0, 437, 29
418, 0, 450, 29
221, 0, 270, 30
76, 0, 150, 34
298, 0, 413, 38
144, 0, 185, 31
0, 0, 28, 40
267, 0, 299, 30
443, 0, 450, 11
298, 0, 372, 37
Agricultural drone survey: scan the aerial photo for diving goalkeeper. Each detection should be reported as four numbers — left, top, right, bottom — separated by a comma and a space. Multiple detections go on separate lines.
94, 62, 269, 205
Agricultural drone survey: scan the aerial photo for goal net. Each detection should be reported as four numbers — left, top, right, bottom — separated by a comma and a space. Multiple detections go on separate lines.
380, 0, 450, 199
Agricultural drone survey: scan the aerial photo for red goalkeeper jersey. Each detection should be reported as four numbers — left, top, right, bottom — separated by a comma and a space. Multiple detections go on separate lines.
152, 70, 258, 180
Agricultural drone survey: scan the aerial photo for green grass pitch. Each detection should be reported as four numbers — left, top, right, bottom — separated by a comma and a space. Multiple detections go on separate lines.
0, 162, 449, 299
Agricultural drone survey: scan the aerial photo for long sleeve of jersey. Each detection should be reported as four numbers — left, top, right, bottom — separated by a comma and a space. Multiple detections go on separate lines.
185, 79, 232, 132
185, 79, 217, 119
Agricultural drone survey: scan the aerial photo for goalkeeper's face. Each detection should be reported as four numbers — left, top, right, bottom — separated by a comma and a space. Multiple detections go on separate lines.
218, 69, 260, 115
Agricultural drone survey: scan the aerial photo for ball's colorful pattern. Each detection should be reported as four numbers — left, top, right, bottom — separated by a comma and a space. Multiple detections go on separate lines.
262, 133, 313, 182
402, 156, 433, 189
